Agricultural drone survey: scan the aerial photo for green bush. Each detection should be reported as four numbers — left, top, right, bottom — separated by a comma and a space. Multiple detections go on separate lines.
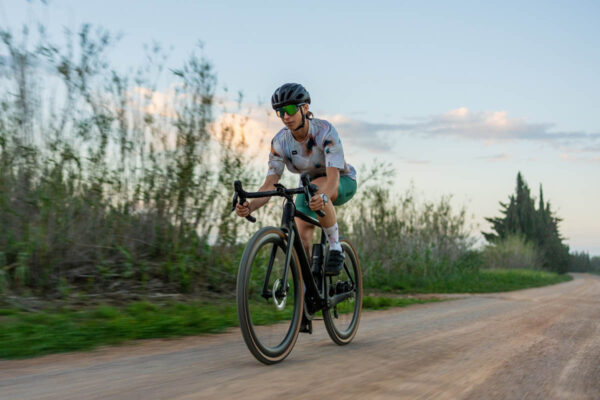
482, 235, 541, 270
337, 164, 481, 291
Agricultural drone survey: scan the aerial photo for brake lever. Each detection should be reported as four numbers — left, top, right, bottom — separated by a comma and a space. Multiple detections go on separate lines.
300, 174, 326, 218
231, 192, 239, 213
232, 181, 256, 223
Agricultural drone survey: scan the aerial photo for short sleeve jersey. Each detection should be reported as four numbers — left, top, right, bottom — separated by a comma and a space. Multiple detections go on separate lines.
267, 118, 356, 181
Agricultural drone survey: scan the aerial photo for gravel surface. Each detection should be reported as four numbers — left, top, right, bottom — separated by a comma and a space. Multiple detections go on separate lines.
1, 273, 599, 399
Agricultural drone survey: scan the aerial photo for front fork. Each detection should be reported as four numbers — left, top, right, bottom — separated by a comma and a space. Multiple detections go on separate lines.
259, 232, 295, 303
261, 202, 298, 302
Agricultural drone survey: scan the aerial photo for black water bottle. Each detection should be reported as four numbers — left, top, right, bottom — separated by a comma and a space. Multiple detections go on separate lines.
311, 243, 323, 275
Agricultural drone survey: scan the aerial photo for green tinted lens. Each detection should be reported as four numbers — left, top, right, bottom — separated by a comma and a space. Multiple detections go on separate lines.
284, 104, 299, 115
276, 104, 299, 118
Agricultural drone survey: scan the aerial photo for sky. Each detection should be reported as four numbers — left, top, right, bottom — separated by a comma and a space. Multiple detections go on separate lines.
2, 0, 599, 254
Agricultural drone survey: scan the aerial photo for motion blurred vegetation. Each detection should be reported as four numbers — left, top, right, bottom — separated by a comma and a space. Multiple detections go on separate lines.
0, 16, 577, 302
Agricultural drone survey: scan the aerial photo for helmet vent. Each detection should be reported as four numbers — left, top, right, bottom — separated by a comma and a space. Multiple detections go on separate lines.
271, 83, 311, 109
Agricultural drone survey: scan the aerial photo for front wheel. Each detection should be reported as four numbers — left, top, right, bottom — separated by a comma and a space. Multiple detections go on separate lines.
323, 238, 362, 345
236, 227, 303, 364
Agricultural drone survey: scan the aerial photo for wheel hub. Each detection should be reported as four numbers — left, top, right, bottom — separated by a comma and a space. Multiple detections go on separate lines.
272, 279, 287, 310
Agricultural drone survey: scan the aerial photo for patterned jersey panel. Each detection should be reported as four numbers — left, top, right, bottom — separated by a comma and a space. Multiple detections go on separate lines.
267, 118, 357, 181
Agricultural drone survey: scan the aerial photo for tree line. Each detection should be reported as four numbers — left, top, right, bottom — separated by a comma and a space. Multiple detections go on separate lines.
483, 172, 597, 274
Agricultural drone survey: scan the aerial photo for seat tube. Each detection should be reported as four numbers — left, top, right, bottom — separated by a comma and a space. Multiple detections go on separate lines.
281, 200, 295, 231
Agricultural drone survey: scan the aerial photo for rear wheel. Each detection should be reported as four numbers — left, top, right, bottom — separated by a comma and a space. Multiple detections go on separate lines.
236, 227, 303, 364
323, 238, 362, 345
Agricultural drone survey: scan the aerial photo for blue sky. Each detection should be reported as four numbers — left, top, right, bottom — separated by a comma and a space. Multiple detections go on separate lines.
2, 0, 599, 254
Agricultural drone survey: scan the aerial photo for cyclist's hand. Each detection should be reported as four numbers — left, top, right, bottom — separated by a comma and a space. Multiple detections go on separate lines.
235, 201, 251, 217
309, 194, 324, 211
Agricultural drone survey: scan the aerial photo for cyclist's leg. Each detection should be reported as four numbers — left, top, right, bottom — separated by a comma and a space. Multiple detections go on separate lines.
332, 176, 357, 206
312, 175, 357, 274
295, 175, 356, 261
305, 176, 337, 227
295, 217, 315, 257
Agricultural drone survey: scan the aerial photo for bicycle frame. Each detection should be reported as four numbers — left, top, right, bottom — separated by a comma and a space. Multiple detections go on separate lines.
278, 199, 328, 315
233, 179, 354, 315
272, 200, 356, 314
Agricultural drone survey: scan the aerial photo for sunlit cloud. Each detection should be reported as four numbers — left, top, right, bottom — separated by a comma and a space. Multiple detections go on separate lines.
129, 86, 178, 119
127, 90, 600, 166
209, 111, 273, 160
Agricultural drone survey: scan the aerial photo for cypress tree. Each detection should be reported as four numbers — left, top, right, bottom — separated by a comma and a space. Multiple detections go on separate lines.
483, 172, 569, 273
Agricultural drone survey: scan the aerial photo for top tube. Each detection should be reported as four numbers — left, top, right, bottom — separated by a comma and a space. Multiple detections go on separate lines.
294, 208, 321, 227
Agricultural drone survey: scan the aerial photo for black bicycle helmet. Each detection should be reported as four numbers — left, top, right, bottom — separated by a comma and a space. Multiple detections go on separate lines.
271, 83, 311, 109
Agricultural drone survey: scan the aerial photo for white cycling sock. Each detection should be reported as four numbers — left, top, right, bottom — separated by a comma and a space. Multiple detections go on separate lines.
324, 223, 342, 252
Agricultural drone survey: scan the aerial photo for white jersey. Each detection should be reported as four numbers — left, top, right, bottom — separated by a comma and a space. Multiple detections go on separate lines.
267, 118, 356, 181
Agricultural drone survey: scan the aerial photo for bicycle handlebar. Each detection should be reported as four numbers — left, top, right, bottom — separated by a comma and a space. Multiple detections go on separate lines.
232, 174, 326, 223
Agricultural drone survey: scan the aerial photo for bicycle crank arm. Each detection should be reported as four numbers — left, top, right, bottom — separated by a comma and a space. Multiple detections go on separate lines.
328, 291, 354, 309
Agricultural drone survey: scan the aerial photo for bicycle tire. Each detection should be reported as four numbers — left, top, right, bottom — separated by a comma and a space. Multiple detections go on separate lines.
236, 227, 304, 364
323, 238, 362, 345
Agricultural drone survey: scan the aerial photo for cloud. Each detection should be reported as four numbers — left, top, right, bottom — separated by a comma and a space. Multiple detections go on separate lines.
559, 153, 600, 164
129, 86, 179, 119
327, 107, 600, 154
325, 114, 412, 153
130, 90, 600, 164
582, 144, 600, 152
401, 158, 430, 164
477, 153, 510, 161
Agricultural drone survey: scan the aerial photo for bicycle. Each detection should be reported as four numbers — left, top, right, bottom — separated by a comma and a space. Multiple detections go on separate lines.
232, 174, 362, 364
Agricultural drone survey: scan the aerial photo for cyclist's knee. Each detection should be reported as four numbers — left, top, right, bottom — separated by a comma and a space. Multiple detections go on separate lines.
310, 176, 339, 201
310, 176, 327, 186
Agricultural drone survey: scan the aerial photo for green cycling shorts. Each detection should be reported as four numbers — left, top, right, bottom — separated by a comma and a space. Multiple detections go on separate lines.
295, 175, 357, 219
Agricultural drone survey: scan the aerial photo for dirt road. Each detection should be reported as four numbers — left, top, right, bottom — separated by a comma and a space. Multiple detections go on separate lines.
1, 273, 599, 399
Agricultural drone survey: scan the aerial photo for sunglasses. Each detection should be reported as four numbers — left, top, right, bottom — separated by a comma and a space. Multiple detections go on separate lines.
275, 103, 305, 118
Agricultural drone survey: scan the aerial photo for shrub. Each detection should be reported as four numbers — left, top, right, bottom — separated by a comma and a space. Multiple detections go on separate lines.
482, 235, 541, 270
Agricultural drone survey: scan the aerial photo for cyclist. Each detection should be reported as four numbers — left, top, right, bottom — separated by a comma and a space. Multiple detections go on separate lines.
235, 83, 357, 276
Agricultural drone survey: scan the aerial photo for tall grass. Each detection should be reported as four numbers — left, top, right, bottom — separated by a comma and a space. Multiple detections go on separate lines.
0, 21, 482, 297
0, 23, 266, 295
337, 164, 480, 291
482, 234, 541, 270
